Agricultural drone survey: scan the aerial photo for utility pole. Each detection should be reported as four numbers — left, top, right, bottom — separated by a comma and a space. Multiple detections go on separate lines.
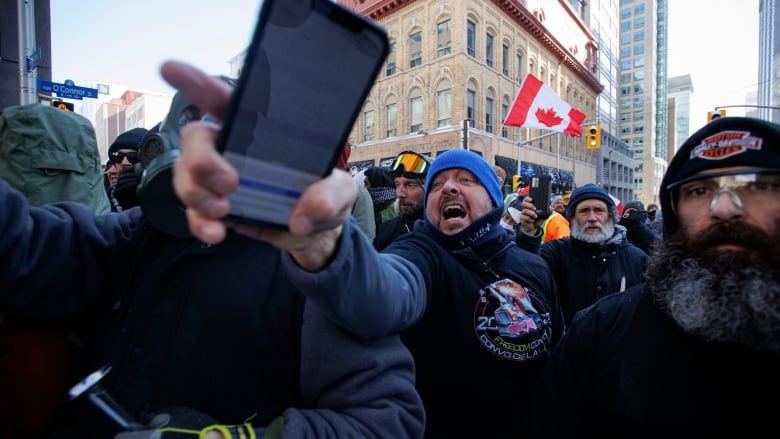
18, 0, 38, 104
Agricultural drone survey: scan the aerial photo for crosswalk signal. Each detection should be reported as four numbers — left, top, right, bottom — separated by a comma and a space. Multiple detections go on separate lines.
586, 124, 601, 149
707, 109, 726, 122
51, 100, 74, 111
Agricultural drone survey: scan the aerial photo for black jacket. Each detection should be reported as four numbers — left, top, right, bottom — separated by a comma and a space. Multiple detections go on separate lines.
0, 180, 424, 438
534, 284, 780, 437
517, 228, 648, 325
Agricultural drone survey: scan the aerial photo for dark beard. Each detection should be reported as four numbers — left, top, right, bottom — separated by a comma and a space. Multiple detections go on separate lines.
647, 219, 780, 353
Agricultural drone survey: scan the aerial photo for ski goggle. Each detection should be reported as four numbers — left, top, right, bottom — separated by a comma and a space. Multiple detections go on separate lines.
110, 150, 139, 165
667, 169, 780, 213
391, 151, 430, 177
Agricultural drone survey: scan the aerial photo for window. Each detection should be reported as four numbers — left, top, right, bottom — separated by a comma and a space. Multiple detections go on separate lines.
485, 93, 494, 133
502, 100, 509, 137
621, 34, 632, 45
467, 20, 476, 57
620, 98, 631, 109
621, 73, 632, 84
437, 87, 452, 127
633, 97, 643, 107
410, 95, 423, 132
621, 47, 631, 57
633, 71, 645, 81
409, 31, 422, 68
621, 59, 632, 70
621, 111, 631, 122
633, 44, 644, 55
634, 16, 645, 27
502, 43, 510, 76
621, 8, 632, 19
633, 31, 644, 42
485, 33, 494, 68
633, 110, 644, 120
363, 109, 375, 141
633, 57, 644, 68
621, 86, 631, 96
386, 102, 397, 137
634, 4, 645, 14
516, 52, 524, 80
633, 125, 644, 133
467, 82, 476, 126
386, 41, 396, 76
633, 83, 644, 94
621, 21, 631, 32
437, 20, 451, 57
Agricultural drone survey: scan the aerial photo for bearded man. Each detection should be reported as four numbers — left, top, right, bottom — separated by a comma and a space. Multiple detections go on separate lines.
532, 116, 780, 437
517, 183, 648, 325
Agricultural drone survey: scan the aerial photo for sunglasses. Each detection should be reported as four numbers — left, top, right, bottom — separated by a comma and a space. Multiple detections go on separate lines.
111, 151, 139, 165
391, 151, 430, 177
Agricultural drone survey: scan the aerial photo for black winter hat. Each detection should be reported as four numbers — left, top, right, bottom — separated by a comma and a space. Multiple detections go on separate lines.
565, 183, 615, 219
108, 127, 148, 156
660, 116, 780, 235
623, 200, 645, 212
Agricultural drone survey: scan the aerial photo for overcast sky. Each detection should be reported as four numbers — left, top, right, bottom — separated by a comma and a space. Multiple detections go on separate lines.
51, 0, 760, 133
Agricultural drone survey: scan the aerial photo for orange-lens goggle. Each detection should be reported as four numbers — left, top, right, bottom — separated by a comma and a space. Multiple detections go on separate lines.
391, 151, 430, 176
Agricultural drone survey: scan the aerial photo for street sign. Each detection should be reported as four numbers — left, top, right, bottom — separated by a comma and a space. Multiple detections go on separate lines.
36, 80, 98, 100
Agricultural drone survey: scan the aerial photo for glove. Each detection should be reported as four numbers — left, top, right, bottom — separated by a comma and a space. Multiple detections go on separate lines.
113, 407, 259, 439
113, 167, 141, 210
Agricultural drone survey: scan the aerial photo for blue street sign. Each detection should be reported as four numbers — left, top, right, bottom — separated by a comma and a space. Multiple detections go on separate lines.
36, 80, 98, 100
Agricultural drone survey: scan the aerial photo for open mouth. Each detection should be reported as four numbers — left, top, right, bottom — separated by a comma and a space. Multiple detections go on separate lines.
442, 204, 466, 219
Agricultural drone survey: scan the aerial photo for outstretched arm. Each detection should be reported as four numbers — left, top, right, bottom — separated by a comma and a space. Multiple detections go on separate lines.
162, 60, 355, 272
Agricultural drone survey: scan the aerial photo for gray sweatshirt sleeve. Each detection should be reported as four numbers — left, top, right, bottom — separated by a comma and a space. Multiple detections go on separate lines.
279, 300, 425, 438
281, 219, 428, 339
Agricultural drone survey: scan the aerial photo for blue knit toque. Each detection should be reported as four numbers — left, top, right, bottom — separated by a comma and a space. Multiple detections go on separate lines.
565, 183, 615, 218
424, 149, 503, 208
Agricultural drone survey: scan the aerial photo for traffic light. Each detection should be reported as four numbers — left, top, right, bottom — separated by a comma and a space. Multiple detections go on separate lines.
51, 100, 74, 111
707, 109, 726, 122
586, 124, 601, 149
512, 175, 521, 192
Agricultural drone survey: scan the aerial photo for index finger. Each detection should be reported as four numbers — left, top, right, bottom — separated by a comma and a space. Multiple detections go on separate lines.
160, 60, 234, 121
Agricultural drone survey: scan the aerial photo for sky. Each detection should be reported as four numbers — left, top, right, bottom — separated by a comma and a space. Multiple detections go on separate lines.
51, 0, 760, 133
50, 0, 261, 96
666, 0, 760, 132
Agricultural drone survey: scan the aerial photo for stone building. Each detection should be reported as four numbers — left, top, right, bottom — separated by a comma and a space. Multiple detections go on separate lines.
340, 0, 603, 193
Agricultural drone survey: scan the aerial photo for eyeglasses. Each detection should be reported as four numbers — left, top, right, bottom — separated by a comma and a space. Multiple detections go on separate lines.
669, 171, 780, 213
111, 151, 139, 165
391, 151, 430, 177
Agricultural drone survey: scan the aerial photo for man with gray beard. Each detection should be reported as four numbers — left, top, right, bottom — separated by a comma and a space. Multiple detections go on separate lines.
516, 183, 648, 325
531, 116, 780, 437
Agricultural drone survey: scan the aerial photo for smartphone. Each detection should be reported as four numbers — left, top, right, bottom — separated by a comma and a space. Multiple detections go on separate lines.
218, 0, 389, 228
528, 174, 552, 220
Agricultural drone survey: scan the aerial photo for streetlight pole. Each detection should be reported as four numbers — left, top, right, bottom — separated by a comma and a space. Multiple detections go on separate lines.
17, 0, 38, 104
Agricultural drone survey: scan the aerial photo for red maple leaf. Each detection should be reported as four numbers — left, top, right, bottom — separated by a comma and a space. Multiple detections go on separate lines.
535, 107, 563, 127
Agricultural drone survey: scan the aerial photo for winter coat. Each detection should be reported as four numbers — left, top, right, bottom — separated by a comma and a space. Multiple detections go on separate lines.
0, 179, 424, 439
284, 218, 564, 437
534, 284, 779, 437
517, 228, 648, 325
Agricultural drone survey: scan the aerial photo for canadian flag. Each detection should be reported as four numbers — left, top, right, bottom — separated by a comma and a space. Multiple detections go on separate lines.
503, 73, 586, 137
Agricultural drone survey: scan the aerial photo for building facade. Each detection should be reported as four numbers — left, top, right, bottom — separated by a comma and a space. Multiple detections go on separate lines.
666, 73, 693, 159
578, 0, 635, 203
617, 0, 667, 205
339, 0, 603, 194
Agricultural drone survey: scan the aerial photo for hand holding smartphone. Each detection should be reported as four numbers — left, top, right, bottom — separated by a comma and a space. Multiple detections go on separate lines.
217, 0, 389, 228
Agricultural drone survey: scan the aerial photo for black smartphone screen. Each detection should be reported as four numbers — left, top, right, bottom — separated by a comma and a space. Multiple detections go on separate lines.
218, 0, 389, 227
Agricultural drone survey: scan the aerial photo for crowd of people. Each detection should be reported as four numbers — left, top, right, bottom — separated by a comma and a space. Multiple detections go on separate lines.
0, 58, 777, 438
